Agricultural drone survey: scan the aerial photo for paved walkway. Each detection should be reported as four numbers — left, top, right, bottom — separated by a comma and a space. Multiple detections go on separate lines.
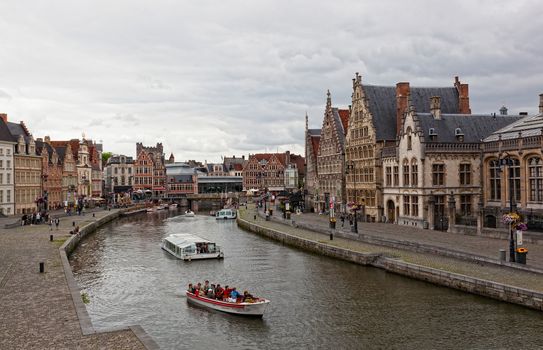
264, 205, 543, 268
0, 209, 147, 349
241, 205, 543, 293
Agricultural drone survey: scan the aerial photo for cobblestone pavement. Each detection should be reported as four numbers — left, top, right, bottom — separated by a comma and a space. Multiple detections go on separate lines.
261, 204, 543, 269
240, 205, 543, 292
0, 209, 147, 350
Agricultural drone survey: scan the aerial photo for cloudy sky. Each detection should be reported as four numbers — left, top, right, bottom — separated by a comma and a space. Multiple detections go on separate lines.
0, 0, 541, 162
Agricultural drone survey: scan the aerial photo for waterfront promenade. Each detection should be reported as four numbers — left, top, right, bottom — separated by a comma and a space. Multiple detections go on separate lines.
0, 209, 149, 349
240, 204, 543, 298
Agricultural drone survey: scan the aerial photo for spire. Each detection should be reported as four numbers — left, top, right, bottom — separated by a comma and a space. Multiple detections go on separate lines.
305, 112, 308, 131
326, 89, 332, 109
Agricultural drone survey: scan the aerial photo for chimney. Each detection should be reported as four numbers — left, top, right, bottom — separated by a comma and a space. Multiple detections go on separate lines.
539, 94, 543, 114
499, 106, 508, 116
396, 82, 410, 136
0, 113, 7, 123
454, 76, 471, 114
242, 155, 245, 160
430, 96, 441, 120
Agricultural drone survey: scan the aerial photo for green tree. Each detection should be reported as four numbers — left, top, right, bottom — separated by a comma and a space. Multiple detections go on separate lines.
102, 152, 113, 163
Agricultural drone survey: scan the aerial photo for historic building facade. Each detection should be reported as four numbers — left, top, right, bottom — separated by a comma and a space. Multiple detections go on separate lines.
166, 162, 198, 200
481, 94, 543, 231
37, 137, 63, 210
134, 143, 166, 198
304, 114, 321, 212
345, 73, 471, 222
7, 119, 41, 214
0, 115, 16, 215
315, 91, 349, 213
382, 96, 520, 231
104, 154, 134, 195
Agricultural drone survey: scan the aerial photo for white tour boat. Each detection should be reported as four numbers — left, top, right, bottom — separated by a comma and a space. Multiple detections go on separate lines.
215, 208, 237, 220
161, 233, 223, 260
185, 210, 195, 217
186, 291, 270, 317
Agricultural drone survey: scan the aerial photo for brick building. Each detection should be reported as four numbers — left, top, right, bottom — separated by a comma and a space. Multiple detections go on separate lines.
242, 151, 304, 193
134, 143, 166, 198
36, 137, 63, 210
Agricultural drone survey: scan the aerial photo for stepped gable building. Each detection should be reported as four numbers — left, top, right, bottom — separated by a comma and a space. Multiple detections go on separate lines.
36, 137, 63, 210
134, 142, 166, 198
304, 114, 321, 212
0, 115, 16, 215
51, 143, 77, 206
315, 90, 349, 213
345, 73, 471, 222
382, 95, 521, 232
6, 117, 41, 214
242, 152, 303, 192
482, 94, 543, 231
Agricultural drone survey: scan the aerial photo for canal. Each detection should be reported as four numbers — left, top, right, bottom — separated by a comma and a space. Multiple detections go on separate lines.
71, 212, 543, 349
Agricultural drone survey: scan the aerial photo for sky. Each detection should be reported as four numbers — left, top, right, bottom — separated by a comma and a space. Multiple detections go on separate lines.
0, 0, 542, 162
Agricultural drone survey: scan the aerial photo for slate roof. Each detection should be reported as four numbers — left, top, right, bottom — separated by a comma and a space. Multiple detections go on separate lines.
308, 129, 321, 136
54, 146, 66, 164
484, 113, 543, 142
0, 118, 16, 143
416, 113, 522, 143
7, 121, 32, 143
362, 85, 461, 141
331, 108, 346, 147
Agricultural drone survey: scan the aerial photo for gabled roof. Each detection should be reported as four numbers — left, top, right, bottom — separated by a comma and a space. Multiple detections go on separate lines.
54, 146, 67, 164
308, 129, 321, 136
331, 108, 346, 147
484, 113, 543, 142
338, 109, 349, 135
0, 118, 16, 143
311, 136, 320, 157
363, 85, 460, 141
7, 121, 32, 143
416, 113, 522, 143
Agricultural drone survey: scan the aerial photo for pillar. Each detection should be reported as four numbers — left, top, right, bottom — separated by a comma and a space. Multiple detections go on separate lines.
427, 195, 435, 230
447, 192, 456, 233
476, 197, 484, 235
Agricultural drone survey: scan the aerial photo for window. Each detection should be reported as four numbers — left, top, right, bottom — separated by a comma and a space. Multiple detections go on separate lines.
460, 164, 471, 185
403, 160, 410, 186
432, 164, 445, 186
411, 195, 419, 217
0, 190, 3, 202
0, 174, 3, 184
460, 195, 472, 216
403, 195, 410, 216
7, 174, 10, 184
528, 157, 543, 201
411, 160, 418, 187
489, 160, 501, 200
393, 166, 399, 186
0, 160, 3, 168
509, 158, 521, 202
385, 166, 392, 186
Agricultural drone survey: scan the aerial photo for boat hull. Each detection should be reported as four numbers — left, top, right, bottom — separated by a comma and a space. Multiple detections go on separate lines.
186, 292, 269, 317
161, 246, 223, 261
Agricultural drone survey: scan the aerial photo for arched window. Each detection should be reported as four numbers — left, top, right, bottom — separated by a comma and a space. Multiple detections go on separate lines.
403, 159, 410, 186
406, 127, 412, 150
509, 158, 521, 202
489, 159, 501, 200
528, 157, 543, 202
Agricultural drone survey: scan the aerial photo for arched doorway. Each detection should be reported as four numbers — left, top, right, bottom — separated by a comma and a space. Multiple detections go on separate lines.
387, 200, 395, 223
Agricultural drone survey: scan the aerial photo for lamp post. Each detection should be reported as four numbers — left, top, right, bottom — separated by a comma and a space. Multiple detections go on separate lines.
346, 160, 358, 234
500, 157, 517, 262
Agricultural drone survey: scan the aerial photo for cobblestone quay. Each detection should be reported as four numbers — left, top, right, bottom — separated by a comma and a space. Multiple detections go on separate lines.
0, 208, 157, 349
239, 205, 543, 311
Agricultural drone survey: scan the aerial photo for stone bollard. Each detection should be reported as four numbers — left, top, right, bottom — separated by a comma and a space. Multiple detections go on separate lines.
50, 235, 53, 241
39, 262, 44, 273
72, 221, 75, 226
254, 215, 256, 220
93, 213, 95, 218
330, 233, 333, 240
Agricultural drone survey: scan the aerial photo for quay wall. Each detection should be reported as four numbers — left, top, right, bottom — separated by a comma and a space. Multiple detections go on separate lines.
59, 208, 159, 349
238, 216, 543, 312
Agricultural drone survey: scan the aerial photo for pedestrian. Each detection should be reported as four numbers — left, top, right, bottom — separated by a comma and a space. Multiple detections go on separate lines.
55, 218, 60, 230
49, 218, 53, 231
341, 214, 345, 228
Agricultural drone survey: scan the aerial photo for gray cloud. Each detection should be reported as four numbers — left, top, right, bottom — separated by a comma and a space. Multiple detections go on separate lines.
0, 0, 541, 161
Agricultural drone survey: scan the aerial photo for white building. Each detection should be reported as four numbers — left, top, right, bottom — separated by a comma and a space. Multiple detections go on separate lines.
0, 115, 15, 215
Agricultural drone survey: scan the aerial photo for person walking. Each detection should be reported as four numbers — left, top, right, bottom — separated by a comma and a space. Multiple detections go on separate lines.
55, 218, 60, 230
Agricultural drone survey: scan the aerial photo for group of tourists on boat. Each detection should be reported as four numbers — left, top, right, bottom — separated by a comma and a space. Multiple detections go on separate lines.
187, 280, 258, 303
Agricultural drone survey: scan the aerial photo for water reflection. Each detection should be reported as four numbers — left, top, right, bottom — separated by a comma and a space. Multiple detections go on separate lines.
71, 212, 543, 349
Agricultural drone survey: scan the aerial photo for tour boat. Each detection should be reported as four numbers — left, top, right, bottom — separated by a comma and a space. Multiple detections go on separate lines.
186, 291, 270, 317
215, 208, 236, 220
185, 210, 195, 217
161, 233, 223, 260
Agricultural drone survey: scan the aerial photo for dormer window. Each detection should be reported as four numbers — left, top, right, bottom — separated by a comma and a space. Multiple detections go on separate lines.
429, 128, 437, 141
455, 128, 465, 142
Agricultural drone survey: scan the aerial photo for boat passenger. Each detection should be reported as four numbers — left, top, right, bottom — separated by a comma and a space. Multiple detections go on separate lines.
197, 282, 204, 296
215, 284, 224, 300
242, 291, 254, 303
188, 283, 194, 293
206, 288, 215, 299
229, 287, 241, 303
223, 285, 231, 301
203, 280, 210, 291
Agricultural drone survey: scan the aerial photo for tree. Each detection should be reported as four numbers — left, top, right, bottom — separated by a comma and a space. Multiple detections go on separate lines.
102, 152, 113, 163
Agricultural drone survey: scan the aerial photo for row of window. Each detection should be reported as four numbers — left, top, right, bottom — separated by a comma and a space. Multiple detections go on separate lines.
15, 188, 40, 204
169, 184, 194, 191
401, 194, 472, 218
349, 126, 369, 140
0, 148, 12, 156
347, 167, 374, 183
113, 167, 132, 175
15, 158, 41, 168
347, 189, 376, 207
346, 145, 374, 160
489, 157, 543, 202
384, 163, 472, 187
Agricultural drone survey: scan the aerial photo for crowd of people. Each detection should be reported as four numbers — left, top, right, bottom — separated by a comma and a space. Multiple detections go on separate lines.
21, 211, 59, 227
187, 280, 257, 303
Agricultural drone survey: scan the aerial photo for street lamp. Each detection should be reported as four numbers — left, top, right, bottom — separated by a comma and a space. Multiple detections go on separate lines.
346, 160, 358, 234
498, 157, 517, 262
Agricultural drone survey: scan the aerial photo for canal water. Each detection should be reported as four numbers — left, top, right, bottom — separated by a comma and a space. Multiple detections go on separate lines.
71, 212, 543, 349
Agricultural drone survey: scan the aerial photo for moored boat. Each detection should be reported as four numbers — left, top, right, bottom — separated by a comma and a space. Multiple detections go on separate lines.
185, 210, 195, 217
186, 291, 270, 317
161, 233, 223, 260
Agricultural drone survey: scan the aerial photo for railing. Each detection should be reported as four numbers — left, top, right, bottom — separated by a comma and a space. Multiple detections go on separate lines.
425, 143, 480, 152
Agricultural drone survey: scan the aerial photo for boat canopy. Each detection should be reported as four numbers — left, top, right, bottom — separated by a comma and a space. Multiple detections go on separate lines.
164, 233, 212, 248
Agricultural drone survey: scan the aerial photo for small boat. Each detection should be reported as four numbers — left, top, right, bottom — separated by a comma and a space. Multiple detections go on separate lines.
186, 291, 270, 317
146, 207, 157, 213
185, 210, 195, 217
157, 204, 169, 210
161, 233, 223, 260
215, 208, 236, 220
169, 203, 178, 210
